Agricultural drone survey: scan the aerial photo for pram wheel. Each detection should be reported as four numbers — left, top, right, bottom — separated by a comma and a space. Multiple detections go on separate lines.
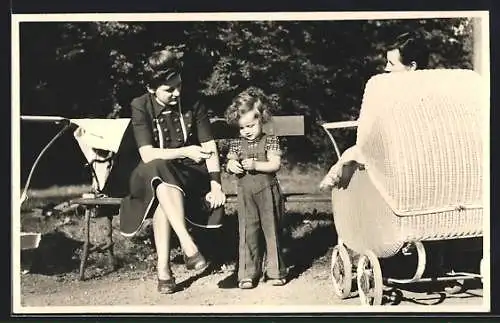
330, 244, 352, 299
357, 250, 383, 306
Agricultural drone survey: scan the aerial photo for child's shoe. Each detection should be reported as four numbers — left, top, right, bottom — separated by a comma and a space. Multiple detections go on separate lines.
267, 277, 287, 286
238, 278, 256, 289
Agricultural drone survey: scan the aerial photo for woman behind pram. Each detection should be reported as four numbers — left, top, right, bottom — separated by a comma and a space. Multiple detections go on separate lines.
320, 30, 431, 190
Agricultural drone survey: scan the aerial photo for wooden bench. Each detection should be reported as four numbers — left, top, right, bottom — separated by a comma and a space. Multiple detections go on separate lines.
47, 115, 331, 280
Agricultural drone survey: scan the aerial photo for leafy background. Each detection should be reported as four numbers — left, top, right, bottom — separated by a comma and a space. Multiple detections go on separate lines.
19, 18, 474, 188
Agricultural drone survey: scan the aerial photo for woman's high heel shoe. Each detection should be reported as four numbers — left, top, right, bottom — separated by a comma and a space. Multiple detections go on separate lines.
157, 277, 177, 294
184, 251, 210, 272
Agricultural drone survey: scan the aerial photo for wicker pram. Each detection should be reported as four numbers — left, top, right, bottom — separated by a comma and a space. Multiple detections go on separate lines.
322, 69, 485, 305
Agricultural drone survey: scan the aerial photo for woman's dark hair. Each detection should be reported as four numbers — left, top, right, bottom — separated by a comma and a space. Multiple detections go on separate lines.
387, 30, 430, 69
144, 49, 183, 89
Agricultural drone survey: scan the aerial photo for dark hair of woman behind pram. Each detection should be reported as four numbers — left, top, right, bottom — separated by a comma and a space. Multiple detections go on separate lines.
384, 30, 431, 72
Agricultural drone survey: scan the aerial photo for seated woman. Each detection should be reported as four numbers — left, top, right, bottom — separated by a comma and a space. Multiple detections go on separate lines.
320, 30, 430, 189
119, 49, 226, 294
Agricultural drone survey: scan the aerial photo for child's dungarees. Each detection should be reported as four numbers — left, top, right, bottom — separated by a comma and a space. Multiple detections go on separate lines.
236, 134, 287, 281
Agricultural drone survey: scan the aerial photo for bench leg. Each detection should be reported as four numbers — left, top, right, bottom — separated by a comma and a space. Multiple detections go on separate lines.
79, 208, 92, 281
105, 214, 116, 271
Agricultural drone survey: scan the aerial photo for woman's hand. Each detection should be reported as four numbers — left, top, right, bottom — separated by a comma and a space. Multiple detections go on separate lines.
319, 146, 362, 191
182, 145, 213, 163
205, 182, 226, 209
227, 159, 244, 174
319, 159, 364, 190
319, 162, 342, 191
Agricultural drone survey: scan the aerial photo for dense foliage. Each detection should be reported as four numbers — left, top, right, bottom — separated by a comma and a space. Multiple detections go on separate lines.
19, 18, 473, 186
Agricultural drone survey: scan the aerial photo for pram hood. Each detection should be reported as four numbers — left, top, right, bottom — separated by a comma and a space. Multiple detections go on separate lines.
355, 69, 485, 216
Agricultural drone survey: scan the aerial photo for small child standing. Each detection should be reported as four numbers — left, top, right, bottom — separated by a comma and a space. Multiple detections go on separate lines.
224, 87, 287, 289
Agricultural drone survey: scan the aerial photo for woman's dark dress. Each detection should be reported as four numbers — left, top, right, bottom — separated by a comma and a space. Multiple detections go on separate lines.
119, 93, 223, 237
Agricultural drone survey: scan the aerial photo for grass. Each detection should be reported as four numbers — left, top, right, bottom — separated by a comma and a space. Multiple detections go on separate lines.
19, 167, 335, 279
22, 166, 332, 213
20, 185, 92, 213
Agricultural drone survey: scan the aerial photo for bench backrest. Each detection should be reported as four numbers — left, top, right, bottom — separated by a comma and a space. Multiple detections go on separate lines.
104, 115, 304, 197
210, 116, 304, 138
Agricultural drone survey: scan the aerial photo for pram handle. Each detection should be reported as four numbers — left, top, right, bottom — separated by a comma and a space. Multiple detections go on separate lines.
322, 120, 359, 130
20, 116, 74, 205
21, 115, 71, 125
321, 121, 359, 160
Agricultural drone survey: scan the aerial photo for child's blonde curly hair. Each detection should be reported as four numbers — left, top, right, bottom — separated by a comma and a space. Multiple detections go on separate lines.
225, 86, 273, 126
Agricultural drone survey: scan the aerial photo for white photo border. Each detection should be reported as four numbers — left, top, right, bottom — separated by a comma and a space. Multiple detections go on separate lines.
11, 10, 491, 314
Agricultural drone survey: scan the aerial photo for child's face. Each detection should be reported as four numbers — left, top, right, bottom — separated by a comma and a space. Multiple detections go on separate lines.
150, 75, 182, 106
238, 110, 262, 141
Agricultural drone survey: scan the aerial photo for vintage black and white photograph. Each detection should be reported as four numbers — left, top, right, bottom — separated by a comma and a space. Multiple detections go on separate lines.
12, 11, 490, 313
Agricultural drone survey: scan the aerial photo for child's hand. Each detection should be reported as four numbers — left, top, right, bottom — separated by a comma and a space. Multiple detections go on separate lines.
241, 158, 256, 171
227, 159, 244, 174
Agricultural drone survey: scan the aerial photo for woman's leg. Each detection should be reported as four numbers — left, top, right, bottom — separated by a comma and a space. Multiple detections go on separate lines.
156, 182, 199, 257
152, 206, 173, 280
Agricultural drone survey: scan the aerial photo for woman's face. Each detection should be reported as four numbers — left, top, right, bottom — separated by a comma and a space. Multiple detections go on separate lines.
150, 75, 182, 106
384, 48, 416, 73
238, 110, 263, 141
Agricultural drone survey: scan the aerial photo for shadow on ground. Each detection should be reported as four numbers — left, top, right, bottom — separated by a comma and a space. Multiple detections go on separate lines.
21, 206, 484, 303
21, 210, 337, 281
192, 211, 337, 288
21, 230, 83, 275
283, 212, 337, 280
195, 211, 336, 270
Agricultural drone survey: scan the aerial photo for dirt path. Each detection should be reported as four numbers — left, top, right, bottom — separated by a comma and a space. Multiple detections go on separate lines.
18, 208, 485, 312
19, 248, 485, 312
